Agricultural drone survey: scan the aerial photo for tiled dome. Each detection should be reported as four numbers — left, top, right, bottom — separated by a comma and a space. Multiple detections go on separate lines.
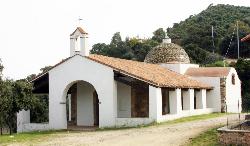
144, 42, 190, 64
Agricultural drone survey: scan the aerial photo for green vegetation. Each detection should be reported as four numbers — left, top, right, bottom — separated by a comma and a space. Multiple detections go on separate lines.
159, 113, 226, 125
205, 61, 229, 67
91, 4, 250, 64
235, 59, 250, 112
90, 4, 250, 111
0, 61, 42, 134
168, 4, 250, 59
0, 78, 35, 135
187, 127, 220, 146
0, 130, 66, 144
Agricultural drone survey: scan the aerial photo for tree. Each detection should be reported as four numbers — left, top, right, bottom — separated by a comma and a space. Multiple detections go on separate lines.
30, 94, 49, 123
26, 74, 36, 82
234, 59, 250, 111
40, 66, 52, 73
0, 79, 35, 134
152, 28, 166, 43
110, 32, 122, 47
184, 44, 222, 64
0, 59, 4, 135
220, 21, 250, 58
90, 43, 109, 55
0, 59, 3, 80
206, 61, 229, 67
168, 4, 250, 57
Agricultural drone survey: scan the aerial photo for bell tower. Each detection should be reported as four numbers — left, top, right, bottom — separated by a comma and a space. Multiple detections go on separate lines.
70, 27, 89, 56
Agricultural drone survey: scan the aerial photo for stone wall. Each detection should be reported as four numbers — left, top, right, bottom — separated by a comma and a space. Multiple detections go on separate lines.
220, 77, 226, 112
218, 125, 250, 145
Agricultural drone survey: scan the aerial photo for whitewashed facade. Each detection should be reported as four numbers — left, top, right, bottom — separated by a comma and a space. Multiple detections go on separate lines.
17, 27, 241, 132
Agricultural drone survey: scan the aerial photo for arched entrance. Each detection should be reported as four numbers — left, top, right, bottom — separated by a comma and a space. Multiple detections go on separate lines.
65, 80, 99, 128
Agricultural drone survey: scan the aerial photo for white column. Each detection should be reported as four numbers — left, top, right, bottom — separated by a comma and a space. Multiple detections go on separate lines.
196, 89, 207, 109
183, 89, 194, 111
149, 86, 162, 122
169, 88, 182, 114
17, 110, 30, 133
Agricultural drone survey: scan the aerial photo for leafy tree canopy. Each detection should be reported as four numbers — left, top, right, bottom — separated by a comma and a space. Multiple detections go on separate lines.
152, 28, 166, 43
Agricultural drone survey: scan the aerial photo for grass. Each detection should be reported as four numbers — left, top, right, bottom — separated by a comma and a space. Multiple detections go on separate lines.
157, 113, 227, 125
0, 113, 227, 145
187, 127, 221, 146
0, 130, 67, 145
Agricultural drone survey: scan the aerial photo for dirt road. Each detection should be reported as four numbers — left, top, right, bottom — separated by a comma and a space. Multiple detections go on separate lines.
12, 114, 239, 146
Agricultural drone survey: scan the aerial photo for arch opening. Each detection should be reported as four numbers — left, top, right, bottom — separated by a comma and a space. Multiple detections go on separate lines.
64, 80, 99, 128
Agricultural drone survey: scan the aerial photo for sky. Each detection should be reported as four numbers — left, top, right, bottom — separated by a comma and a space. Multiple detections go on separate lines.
0, 0, 249, 80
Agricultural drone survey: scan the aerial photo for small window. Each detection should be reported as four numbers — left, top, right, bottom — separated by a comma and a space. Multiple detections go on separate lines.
232, 74, 235, 85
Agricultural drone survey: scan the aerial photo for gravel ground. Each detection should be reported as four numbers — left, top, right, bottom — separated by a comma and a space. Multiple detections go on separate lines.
10, 114, 239, 146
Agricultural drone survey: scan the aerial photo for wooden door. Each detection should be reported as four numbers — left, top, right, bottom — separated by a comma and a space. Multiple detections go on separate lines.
93, 91, 99, 126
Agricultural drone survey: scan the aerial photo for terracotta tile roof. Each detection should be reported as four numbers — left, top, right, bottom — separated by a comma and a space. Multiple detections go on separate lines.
185, 67, 231, 77
70, 27, 88, 36
241, 34, 250, 42
87, 54, 212, 89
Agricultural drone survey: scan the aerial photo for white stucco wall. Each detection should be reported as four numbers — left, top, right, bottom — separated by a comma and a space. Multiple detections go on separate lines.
49, 55, 117, 129
225, 68, 242, 113
190, 77, 221, 112
117, 82, 131, 118
77, 81, 95, 126
160, 63, 199, 74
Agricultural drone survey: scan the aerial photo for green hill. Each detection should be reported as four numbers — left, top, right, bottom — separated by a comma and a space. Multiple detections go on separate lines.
91, 4, 250, 64
168, 4, 250, 59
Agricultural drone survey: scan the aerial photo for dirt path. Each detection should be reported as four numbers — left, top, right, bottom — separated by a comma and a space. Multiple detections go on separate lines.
13, 114, 239, 146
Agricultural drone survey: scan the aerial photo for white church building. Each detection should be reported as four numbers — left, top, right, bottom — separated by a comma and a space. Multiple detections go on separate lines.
17, 27, 242, 132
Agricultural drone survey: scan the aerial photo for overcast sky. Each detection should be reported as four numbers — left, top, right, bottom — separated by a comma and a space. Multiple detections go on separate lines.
0, 0, 249, 80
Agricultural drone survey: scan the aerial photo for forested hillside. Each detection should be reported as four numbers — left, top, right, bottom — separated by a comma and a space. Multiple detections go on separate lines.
89, 4, 250, 111
168, 4, 250, 59
91, 4, 250, 64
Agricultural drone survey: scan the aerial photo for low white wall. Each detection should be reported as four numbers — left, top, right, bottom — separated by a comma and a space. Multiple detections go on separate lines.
17, 110, 30, 133
117, 82, 131, 118
21, 123, 50, 132
115, 118, 153, 127
159, 108, 215, 122
115, 108, 216, 127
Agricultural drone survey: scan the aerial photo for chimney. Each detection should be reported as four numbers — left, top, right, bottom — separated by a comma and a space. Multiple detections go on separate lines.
70, 27, 89, 56
163, 33, 171, 43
